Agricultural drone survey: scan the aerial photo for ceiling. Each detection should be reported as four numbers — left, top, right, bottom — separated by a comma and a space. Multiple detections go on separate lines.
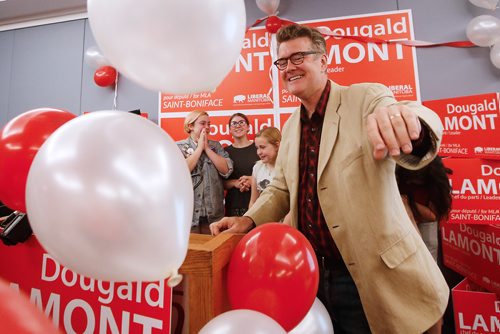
0, 0, 87, 27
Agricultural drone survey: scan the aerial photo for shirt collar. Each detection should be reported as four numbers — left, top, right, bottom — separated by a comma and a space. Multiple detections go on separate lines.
300, 80, 331, 122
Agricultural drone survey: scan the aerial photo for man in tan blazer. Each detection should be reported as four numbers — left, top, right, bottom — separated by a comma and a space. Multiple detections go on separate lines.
211, 24, 448, 334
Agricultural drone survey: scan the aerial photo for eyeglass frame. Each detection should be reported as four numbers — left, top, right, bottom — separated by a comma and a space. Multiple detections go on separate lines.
229, 120, 247, 128
273, 51, 322, 71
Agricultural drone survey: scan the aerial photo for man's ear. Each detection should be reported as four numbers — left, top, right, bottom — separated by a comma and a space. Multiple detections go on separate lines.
320, 54, 328, 72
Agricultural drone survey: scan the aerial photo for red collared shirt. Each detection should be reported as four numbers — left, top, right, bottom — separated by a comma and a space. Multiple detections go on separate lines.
298, 81, 342, 260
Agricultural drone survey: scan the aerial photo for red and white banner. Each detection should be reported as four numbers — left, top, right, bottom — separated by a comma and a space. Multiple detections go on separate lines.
441, 223, 500, 295
423, 93, 500, 159
0, 237, 172, 334
443, 158, 500, 225
159, 10, 420, 141
452, 278, 500, 334
160, 113, 276, 145
279, 11, 419, 108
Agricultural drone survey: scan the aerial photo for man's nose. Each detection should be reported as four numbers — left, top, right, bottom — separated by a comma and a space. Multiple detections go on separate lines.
285, 59, 298, 71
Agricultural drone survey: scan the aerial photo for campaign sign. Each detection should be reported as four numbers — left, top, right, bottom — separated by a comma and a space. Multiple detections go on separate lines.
160, 112, 275, 145
279, 10, 419, 108
279, 112, 293, 128
160, 10, 420, 131
444, 158, 500, 225
441, 223, 500, 295
0, 237, 172, 334
160, 28, 274, 113
423, 93, 500, 159
452, 278, 500, 334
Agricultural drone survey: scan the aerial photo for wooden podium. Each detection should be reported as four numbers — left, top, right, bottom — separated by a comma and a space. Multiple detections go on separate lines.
178, 233, 244, 333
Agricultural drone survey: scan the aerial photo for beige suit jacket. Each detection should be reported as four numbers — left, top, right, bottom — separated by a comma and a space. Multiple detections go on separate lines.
246, 81, 449, 334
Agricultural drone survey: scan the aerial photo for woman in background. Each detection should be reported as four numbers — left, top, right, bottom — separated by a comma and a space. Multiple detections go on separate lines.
224, 113, 259, 216
397, 155, 452, 261
397, 155, 453, 334
177, 110, 233, 234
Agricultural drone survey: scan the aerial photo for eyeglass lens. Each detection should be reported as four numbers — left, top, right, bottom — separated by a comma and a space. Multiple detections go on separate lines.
231, 120, 246, 127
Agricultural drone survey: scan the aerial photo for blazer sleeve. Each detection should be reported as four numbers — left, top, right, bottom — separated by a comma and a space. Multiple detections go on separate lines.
244, 119, 292, 225
357, 83, 443, 170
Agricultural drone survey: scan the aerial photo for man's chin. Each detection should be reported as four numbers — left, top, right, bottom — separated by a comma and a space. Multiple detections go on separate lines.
285, 84, 303, 97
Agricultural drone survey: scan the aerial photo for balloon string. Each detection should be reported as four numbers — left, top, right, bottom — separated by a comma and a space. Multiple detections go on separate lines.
317, 30, 476, 48
113, 73, 118, 110
246, 16, 268, 33
266, 34, 276, 105
267, 67, 274, 105
248, 16, 477, 48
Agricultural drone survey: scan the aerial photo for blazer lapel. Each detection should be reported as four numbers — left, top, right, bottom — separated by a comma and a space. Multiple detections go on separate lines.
285, 111, 301, 228
318, 81, 341, 180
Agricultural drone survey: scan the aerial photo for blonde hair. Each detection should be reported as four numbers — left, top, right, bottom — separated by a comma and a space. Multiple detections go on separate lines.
184, 110, 209, 134
256, 126, 281, 146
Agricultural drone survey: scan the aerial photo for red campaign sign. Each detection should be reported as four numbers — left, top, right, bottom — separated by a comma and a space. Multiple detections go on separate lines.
423, 93, 500, 159
159, 10, 420, 130
443, 158, 500, 225
160, 113, 276, 145
0, 237, 172, 334
279, 10, 419, 108
452, 278, 500, 334
279, 112, 293, 128
441, 222, 500, 295
160, 28, 274, 113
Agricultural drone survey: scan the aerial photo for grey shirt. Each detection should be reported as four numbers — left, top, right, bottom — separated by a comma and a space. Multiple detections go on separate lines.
177, 137, 233, 226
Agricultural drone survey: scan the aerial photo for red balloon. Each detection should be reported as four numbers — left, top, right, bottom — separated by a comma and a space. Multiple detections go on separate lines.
0, 278, 61, 333
94, 65, 117, 87
0, 108, 76, 212
227, 223, 319, 331
266, 15, 282, 34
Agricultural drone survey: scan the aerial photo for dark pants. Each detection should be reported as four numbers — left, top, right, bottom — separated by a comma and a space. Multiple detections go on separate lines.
316, 256, 372, 334
190, 216, 211, 234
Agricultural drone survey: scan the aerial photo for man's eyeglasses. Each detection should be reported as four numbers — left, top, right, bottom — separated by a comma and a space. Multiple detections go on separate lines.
230, 120, 247, 128
273, 51, 321, 71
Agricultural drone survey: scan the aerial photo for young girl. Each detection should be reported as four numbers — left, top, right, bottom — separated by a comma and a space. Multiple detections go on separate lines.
249, 127, 281, 208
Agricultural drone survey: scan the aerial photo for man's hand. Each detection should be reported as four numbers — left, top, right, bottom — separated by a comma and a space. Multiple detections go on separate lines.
366, 104, 422, 160
209, 216, 255, 235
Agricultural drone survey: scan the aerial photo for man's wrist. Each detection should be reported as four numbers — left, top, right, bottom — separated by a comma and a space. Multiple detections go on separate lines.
411, 124, 431, 158
242, 216, 256, 231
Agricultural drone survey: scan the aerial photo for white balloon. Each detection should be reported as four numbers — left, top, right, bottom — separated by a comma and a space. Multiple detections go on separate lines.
200, 310, 286, 334
468, 0, 499, 10
26, 111, 193, 282
256, 0, 280, 15
84, 46, 110, 69
466, 15, 500, 47
491, 43, 500, 69
88, 0, 246, 94
289, 298, 334, 334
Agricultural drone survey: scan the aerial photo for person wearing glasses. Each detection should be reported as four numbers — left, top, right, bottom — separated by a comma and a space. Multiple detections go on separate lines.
211, 24, 448, 334
177, 110, 233, 234
224, 113, 259, 217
